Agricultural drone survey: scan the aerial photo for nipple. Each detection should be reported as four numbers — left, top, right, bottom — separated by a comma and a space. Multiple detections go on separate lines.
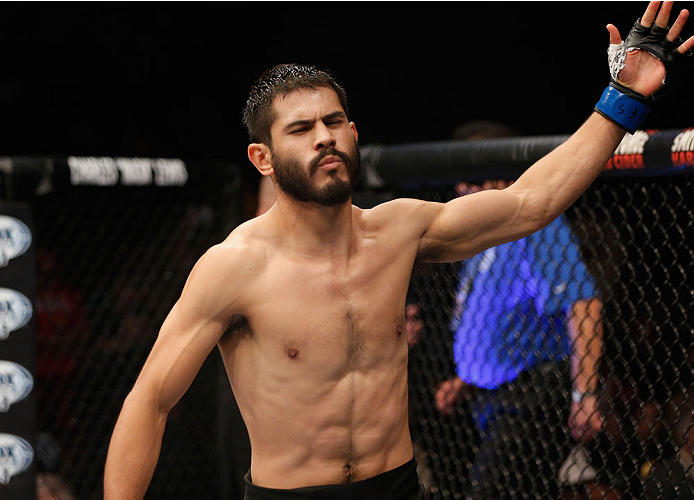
286, 347, 299, 359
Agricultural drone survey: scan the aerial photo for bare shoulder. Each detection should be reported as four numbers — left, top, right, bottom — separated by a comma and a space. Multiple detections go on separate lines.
208, 218, 267, 269
358, 197, 441, 236
181, 217, 268, 316
200, 219, 264, 273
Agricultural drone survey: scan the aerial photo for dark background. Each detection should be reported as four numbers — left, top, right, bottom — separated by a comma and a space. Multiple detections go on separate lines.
2, 2, 693, 172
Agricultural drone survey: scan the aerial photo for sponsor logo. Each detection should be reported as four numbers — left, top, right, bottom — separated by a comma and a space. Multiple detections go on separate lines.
151, 158, 188, 186
671, 128, 694, 168
0, 434, 34, 484
0, 289, 33, 341
0, 216, 32, 267
0, 361, 34, 412
67, 156, 188, 186
67, 156, 118, 185
605, 130, 649, 170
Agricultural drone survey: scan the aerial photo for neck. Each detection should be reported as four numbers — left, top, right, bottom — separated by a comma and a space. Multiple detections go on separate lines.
272, 192, 355, 256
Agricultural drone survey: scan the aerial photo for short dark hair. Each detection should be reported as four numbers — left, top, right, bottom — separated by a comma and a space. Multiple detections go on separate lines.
243, 63, 350, 145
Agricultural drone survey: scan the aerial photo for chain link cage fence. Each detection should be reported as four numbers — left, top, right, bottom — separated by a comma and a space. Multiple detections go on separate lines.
1, 157, 252, 500
362, 130, 694, 500
403, 174, 694, 499
1, 127, 694, 499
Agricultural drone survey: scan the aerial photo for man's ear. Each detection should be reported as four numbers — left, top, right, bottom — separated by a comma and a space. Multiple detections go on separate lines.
350, 122, 358, 143
248, 143, 273, 177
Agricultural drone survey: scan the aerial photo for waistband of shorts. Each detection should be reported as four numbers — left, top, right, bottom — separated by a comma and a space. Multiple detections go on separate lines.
244, 457, 419, 500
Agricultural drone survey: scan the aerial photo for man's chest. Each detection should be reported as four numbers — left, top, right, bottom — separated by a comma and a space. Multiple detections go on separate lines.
240, 249, 413, 368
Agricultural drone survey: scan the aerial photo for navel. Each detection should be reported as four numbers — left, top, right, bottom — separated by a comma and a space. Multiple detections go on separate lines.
343, 462, 355, 483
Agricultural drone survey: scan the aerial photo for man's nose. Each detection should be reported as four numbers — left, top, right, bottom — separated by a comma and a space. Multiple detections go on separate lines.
313, 122, 336, 150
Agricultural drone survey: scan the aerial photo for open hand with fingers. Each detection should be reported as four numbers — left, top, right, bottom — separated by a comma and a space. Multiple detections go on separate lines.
596, 1, 693, 133
609, 1, 694, 96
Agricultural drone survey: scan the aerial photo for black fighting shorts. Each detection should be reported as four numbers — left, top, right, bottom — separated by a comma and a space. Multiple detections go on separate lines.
243, 458, 425, 500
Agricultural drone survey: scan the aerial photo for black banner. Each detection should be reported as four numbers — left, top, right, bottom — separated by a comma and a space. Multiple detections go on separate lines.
0, 155, 240, 200
0, 202, 37, 499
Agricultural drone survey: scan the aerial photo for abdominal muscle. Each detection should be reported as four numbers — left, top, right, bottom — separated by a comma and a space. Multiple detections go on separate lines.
224, 339, 414, 489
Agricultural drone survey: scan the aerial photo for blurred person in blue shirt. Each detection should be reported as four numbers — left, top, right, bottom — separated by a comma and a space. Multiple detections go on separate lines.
434, 123, 603, 499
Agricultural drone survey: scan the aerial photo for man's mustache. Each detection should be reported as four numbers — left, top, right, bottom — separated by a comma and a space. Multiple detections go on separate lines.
309, 148, 352, 175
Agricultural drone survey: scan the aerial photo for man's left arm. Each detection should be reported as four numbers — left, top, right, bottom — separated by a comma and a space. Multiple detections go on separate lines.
417, 116, 625, 263
567, 297, 604, 441
417, 1, 693, 264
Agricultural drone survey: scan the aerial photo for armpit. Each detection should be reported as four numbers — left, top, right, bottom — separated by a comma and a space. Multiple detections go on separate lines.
223, 314, 251, 340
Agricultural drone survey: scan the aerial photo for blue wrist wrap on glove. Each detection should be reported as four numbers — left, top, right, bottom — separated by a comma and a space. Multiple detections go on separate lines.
594, 83, 651, 134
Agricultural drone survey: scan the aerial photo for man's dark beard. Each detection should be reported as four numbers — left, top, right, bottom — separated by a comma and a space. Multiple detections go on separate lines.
272, 142, 361, 206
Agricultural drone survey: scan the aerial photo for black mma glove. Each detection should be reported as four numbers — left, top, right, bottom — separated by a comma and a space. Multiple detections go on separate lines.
595, 18, 693, 134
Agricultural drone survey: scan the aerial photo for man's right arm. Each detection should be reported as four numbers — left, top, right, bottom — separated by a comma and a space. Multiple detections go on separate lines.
104, 244, 246, 499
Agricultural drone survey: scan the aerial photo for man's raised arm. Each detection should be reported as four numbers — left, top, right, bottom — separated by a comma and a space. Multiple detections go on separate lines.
417, 1, 693, 264
104, 245, 244, 500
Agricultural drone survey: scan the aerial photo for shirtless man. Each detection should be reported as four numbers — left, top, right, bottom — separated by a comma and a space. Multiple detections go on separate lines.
104, 3, 694, 498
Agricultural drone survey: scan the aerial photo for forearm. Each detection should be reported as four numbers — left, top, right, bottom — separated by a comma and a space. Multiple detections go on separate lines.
104, 391, 168, 500
511, 113, 625, 229
568, 298, 604, 394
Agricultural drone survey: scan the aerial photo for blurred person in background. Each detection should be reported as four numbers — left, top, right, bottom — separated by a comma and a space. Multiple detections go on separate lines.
434, 122, 604, 499
642, 388, 694, 498
36, 473, 76, 500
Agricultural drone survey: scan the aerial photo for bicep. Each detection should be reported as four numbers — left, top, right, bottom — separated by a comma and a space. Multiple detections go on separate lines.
128, 248, 240, 412
132, 299, 227, 412
418, 187, 536, 263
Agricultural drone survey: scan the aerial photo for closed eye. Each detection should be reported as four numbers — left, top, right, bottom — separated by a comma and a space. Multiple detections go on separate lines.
284, 112, 347, 135
290, 127, 309, 134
